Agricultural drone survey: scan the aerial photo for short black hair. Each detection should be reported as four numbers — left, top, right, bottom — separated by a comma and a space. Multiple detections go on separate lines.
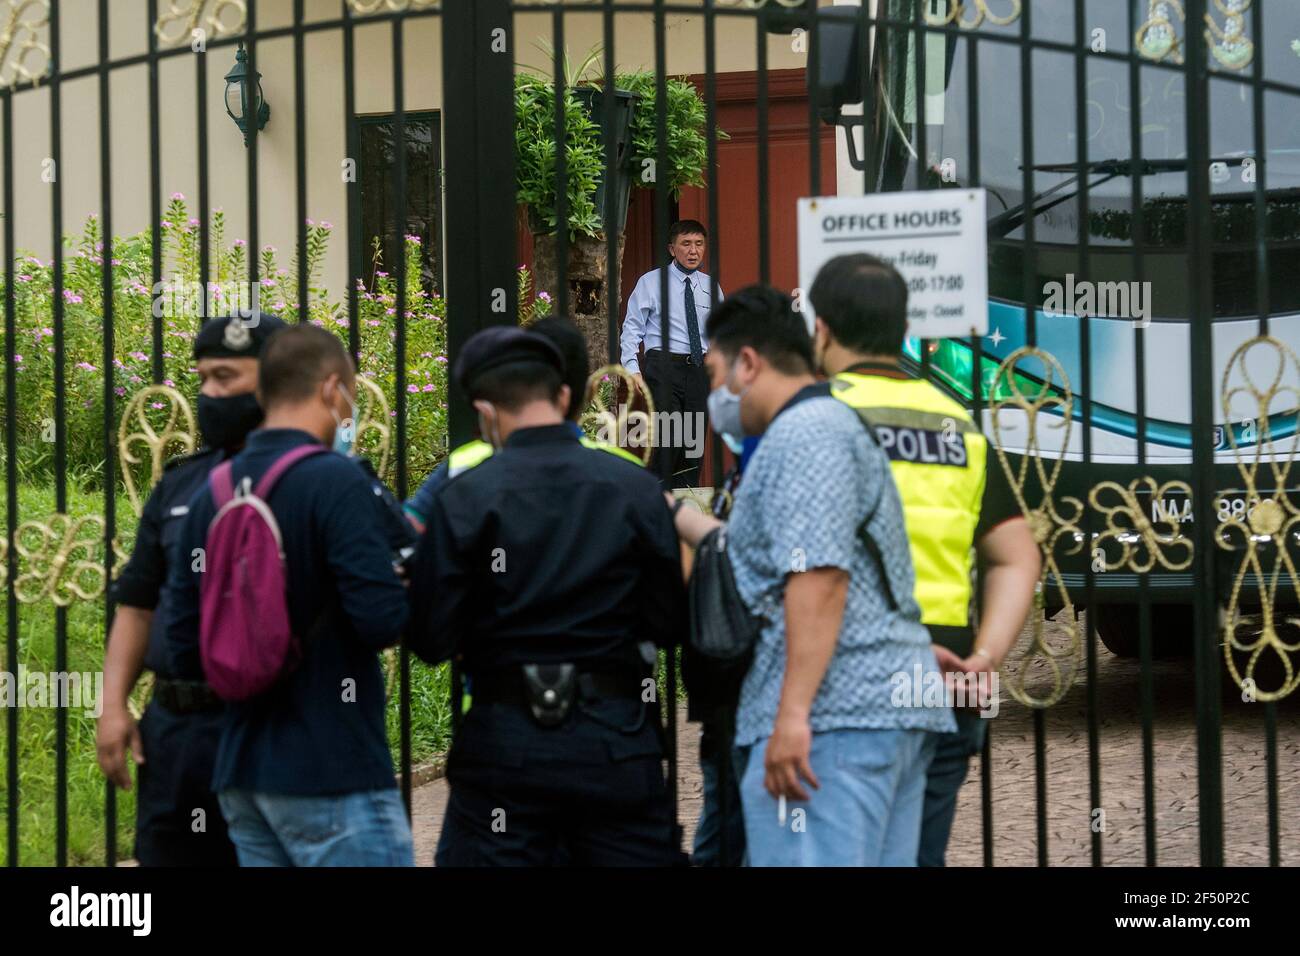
531, 316, 589, 420
259, 324, 354, 409
705, 284, 813, 376
465, 360, 563, 412
809, 253, 909, 355
669, 219, 708, 244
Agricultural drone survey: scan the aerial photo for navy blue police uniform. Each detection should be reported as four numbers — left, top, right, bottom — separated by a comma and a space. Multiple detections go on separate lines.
109, 311, 288, 866
112, 447, 236, 866
407, 327, 689, 866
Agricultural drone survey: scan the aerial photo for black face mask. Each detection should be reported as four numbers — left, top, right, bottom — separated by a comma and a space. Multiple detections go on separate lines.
197, 392, 264, 452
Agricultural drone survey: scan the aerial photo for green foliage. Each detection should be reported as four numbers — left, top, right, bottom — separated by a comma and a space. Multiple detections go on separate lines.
0, 199, 450, 491
615, 71, 720, 197
516, 264, 554, 327
515, 73, 605, 241
514, 63, 720, 241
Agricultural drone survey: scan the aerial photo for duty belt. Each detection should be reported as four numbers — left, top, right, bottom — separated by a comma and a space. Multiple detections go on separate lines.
153, 678, 224, 715
470, 669, 643, 708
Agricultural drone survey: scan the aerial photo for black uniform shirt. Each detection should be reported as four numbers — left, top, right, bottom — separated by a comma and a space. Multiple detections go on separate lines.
407, 423, 687, 674
110, 447, 225, 680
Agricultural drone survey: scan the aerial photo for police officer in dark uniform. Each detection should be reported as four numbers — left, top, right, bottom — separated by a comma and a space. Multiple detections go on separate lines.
407, 326, 688, 866
96, 311, 286, 866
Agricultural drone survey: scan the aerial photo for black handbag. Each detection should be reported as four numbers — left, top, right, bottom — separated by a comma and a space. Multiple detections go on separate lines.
688, 525, 765, 662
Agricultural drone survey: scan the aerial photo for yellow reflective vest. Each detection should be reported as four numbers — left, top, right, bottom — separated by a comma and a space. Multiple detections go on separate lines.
447, 433, 643, 480
831, 367, 987, 630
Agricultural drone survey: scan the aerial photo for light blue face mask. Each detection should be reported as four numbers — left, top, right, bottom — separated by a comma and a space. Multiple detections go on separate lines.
331, 383, 357, 456
706, 359, 748, 451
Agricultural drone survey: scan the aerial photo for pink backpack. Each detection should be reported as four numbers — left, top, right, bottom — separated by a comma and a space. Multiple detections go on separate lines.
199, 444, 327, 702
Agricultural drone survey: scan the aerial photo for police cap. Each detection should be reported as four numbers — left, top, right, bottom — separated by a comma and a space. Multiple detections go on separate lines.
453, 325, 566, 395
193, 312, 289, 361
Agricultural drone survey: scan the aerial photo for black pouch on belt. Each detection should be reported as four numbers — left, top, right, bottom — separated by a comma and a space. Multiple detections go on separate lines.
522, 663, 577, 727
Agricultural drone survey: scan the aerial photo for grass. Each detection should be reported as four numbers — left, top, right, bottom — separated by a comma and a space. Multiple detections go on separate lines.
1, 482, 453, 866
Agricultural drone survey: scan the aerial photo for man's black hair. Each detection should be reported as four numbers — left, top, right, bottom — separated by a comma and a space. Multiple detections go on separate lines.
808, 253, 909, 356
531, 316, 589, 420
705, 284, 813, 376
669, 219, 708, 244
259, 324, 354, 409
466, 360, 563, 412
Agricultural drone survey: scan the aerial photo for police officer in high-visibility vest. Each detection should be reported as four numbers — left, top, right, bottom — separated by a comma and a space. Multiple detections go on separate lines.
808, 253, 1041, 866
403, 316, 640, 535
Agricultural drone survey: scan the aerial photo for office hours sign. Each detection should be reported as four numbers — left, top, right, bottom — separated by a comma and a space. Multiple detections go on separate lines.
797, 190, 988, 339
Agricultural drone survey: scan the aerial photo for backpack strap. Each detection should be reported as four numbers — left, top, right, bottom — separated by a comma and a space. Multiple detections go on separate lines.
254, 444, 329, 499
209, 461, 236, 509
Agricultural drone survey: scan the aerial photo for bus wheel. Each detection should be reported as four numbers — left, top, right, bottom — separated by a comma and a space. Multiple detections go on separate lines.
1093, 604, 1192, 659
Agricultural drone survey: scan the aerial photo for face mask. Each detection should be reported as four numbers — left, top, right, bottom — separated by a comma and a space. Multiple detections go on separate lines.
197, 392, 264, 452
476, 404, 504, 451
706, 359, 748, 448
329, 382, 357, 456
720, 431, 745, 456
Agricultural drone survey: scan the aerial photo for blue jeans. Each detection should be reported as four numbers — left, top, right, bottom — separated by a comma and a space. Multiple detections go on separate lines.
918, 710, 988, 867
740, 728, 937, 866
218, 788, 415, 867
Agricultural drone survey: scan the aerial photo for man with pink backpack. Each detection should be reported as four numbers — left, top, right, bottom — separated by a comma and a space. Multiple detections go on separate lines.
162, 324, 414, 866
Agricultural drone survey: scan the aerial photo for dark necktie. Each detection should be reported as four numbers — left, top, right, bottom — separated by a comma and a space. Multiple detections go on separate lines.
683, 277, 704, 366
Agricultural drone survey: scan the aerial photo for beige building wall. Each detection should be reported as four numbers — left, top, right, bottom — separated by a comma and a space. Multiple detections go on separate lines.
4, 0, 833, 304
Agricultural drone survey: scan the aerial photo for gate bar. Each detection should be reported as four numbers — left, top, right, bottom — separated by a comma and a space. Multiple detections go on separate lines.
1183, 0, 1225, 868
3, 88, 17, 868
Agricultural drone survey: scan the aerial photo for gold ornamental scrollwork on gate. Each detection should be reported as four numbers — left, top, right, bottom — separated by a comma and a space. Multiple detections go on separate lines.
0, 0, 50, 90
924, 0, 1021, 30
989, 346, 1084, 709
1217, 336, 1300, 702
580, 364, 656, 468
354, 374, 393, 482
119, 385, 197, 519
346, 0, 439, 15
1137, 0, 1255, 71
154, 0, 247, 46
12, 514, 126, 607
1089, 477, 1194, 575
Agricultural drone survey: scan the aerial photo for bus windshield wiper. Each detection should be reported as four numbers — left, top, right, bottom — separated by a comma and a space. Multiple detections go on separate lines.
988, 157, 1247, 239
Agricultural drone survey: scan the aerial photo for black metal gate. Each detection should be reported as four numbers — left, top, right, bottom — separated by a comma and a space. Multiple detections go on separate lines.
2, 0, 1299, 867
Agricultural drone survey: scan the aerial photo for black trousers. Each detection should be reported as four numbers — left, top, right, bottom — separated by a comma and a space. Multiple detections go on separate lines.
134, 701, 238, 867
642, 348, 709, 489
435, 698, 683, 866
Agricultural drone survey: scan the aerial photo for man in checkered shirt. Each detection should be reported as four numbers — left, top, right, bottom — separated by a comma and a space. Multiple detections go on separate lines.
671, 285, 954, 866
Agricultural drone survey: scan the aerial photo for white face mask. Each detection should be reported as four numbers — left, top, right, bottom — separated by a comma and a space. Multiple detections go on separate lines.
706, 358, 748, 447
476, 403, 504, 451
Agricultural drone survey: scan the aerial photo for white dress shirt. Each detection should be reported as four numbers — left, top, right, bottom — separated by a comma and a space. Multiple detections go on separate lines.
619, 260, 724, 374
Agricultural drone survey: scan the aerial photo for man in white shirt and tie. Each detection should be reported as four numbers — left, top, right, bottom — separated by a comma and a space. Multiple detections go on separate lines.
620, 219, 723, 488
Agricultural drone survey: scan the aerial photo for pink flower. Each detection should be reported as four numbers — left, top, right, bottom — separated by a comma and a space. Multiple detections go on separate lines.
422, 383, 436, 393
320, 221, 334, 230
16, 274, 31, 282
407, 384, 418, 393
171, 192, 185, 200
12, 354, 22, 363
161, 220, 173, 229
233, 239, 247, 247
130, 351, 147, 362
150, 402, 165, 409
434, 356, 448, 365
76, 361, 96, 371
333, 317, 348, 327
